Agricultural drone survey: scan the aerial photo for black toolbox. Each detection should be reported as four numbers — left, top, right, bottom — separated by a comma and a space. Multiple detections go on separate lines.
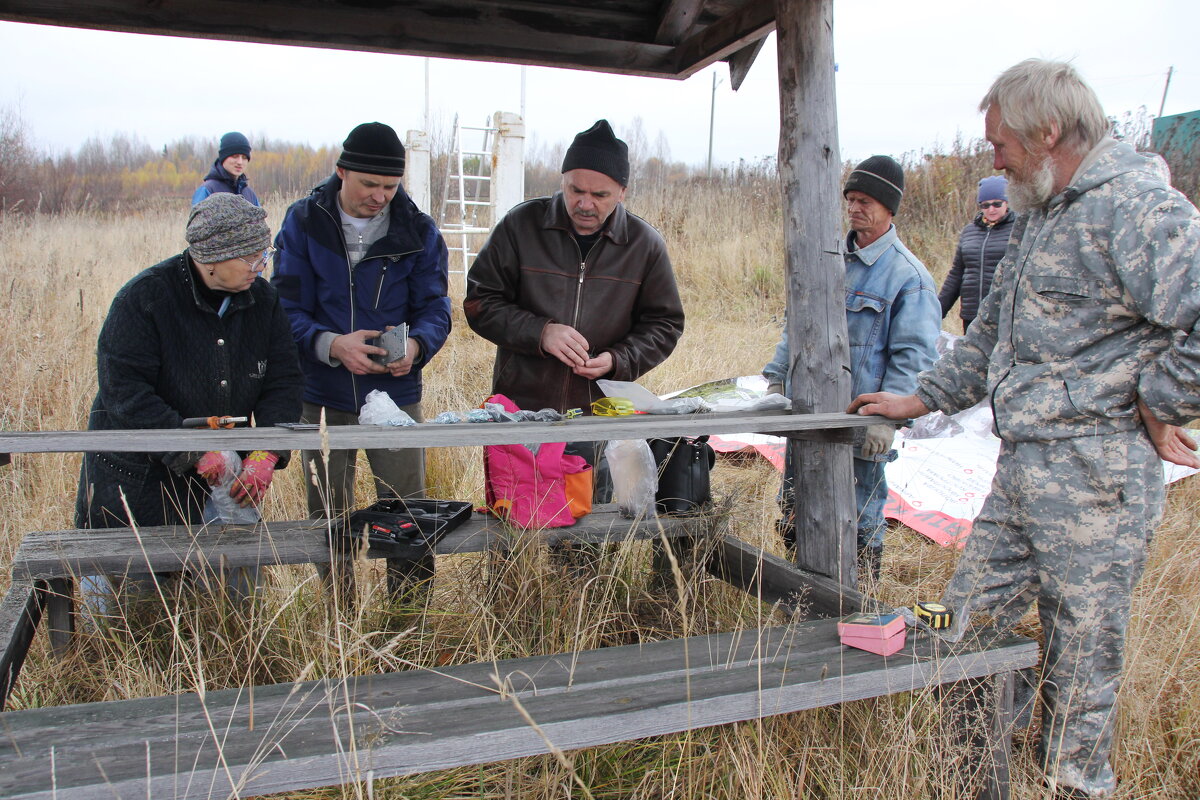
333, 498, 473, 560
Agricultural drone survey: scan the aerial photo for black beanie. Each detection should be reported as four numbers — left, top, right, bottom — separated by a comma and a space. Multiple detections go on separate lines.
218, 131, 251, 161
843, 155, 904, 214
337, 122, 406, 177
561, 119, 629, 186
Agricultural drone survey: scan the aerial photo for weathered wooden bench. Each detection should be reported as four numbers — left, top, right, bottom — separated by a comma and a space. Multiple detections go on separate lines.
0, 415, 1039, 799
0, 609, 1037, 800
0, 506, 709, 698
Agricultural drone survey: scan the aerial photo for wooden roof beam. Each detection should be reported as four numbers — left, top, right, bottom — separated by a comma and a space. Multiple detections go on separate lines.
670, 0, 774, 78
725, 37, 766, 90
655, 0, 706, 44
0, 0, 680, 78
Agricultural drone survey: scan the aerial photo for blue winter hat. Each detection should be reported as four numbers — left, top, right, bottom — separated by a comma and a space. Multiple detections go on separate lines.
977, 176, 1008, 203
218, 131, 252, 161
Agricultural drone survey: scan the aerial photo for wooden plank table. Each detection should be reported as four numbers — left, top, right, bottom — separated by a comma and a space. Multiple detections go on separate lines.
0, 615, 1038, 800
0, 411, 872, 455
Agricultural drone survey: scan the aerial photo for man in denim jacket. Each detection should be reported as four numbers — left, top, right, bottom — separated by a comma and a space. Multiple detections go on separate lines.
764, 155, 940, 579
851, 60, 1200, 799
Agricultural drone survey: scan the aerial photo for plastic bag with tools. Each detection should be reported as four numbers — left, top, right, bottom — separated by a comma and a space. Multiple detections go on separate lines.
605, 438, 658, 519
596, 379, 712, 414
202, 450, 260, 525
359, 389, 416, 426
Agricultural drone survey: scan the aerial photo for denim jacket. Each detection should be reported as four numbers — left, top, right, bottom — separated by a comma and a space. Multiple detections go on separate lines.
764, 225, 941, 457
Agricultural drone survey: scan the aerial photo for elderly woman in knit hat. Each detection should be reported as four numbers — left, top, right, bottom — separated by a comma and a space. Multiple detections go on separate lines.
76, 193, 302, 535
192, 131, 261, 207
937, 175, 1016, 331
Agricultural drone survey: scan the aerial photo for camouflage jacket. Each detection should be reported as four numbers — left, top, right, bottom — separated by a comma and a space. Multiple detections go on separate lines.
916, 139, 1200, 441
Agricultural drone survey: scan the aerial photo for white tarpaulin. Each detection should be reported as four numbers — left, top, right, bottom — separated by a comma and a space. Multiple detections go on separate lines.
693, 373, 1199, 548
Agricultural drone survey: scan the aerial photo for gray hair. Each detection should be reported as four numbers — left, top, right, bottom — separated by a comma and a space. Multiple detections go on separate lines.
979, 59, 1108, 156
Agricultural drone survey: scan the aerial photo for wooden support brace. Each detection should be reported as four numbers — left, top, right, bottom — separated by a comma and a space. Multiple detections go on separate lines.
0, 580, 45, 711
706, 534, 863, 618
44, 578, 74, 658
934, 657, 1020, 800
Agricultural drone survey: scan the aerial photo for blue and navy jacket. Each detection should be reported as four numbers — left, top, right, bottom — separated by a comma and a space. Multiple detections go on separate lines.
271, 174, 451, 412
191, 160, 261, 206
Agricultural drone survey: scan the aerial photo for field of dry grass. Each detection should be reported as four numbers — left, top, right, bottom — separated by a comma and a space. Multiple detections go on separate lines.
0, 165, 1197, 798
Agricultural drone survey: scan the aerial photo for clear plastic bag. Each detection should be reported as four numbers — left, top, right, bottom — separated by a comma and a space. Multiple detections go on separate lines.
203, 450, 260, 524
605, 439, 657, 519
358, 389, 416, 426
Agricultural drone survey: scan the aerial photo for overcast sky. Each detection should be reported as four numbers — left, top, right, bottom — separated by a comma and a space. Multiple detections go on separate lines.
2, 0, 1198, 167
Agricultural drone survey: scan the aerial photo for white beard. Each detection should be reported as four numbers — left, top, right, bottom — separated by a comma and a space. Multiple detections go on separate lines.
1007, 154, 1056, 213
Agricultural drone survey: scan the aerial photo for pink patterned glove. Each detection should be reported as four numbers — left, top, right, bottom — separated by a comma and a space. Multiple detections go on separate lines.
230, 450, 279, 507
195, 451, 231, 485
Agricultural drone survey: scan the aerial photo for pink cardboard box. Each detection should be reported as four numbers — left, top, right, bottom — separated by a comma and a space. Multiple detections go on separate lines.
838, 612, 907, 656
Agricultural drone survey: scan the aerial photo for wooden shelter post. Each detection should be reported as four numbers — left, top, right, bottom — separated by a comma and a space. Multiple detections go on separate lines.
775, 0, 857, 588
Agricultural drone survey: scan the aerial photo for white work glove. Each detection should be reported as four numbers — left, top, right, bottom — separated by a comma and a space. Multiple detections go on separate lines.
861, 423, 895, 458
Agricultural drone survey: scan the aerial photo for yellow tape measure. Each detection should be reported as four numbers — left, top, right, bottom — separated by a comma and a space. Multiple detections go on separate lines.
913, 601, 953, 630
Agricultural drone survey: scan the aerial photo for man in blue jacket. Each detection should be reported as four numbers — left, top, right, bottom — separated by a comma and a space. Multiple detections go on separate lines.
272, 122, 451, 602
763, 155, 941, 580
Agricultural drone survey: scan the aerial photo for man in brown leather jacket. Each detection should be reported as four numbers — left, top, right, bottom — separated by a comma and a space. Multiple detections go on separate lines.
464, 119, 685, 416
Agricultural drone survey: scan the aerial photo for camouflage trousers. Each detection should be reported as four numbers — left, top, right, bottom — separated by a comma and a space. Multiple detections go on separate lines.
941, 431, 1163, 797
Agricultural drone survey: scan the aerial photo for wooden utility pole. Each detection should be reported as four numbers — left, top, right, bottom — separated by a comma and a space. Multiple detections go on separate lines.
775, 0, 857, 588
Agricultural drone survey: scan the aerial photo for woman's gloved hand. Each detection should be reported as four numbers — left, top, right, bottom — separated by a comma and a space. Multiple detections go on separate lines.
861, 423, 896, 458
195, 451, 232, 485
230, 450, 279, 507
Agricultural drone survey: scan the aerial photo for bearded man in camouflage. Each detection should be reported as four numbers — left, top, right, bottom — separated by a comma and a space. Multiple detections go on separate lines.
849, 59, 1200, 799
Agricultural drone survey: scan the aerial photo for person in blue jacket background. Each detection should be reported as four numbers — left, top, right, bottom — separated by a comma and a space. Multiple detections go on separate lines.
271, 121, 450, 604
192, 132, 260, 207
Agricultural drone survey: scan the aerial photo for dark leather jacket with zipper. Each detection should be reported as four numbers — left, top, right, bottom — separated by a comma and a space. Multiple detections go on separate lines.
464, 192, 684, 412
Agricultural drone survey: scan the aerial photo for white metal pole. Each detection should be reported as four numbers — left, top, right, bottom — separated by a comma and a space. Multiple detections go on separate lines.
707, 70, 718, 177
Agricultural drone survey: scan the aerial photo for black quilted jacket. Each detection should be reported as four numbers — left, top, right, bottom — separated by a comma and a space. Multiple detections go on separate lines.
938, 210, 1016, 324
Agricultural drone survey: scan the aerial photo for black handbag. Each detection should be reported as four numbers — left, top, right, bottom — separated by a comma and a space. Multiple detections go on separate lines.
649, 436, 716, 516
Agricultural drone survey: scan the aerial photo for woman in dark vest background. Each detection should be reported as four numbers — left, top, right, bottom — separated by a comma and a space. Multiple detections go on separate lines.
938, 176, 1015, 331
192, 131, 260, 207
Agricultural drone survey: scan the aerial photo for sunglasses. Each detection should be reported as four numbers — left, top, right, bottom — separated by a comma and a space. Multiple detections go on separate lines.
979, 200, 1006, 209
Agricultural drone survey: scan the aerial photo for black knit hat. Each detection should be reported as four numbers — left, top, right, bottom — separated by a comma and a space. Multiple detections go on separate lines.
337, 122, 406, 177
218, 131, 251, 161
561, 119, 629, 186
844, 155, 904, 214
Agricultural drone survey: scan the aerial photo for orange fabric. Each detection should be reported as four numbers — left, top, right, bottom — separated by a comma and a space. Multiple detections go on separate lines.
564, 466, 593, 519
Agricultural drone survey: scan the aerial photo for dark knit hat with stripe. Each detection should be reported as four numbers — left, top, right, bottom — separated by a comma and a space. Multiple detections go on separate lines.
844, 155, 905, 214
561, 119, 629, 186
337, 122, 406, 177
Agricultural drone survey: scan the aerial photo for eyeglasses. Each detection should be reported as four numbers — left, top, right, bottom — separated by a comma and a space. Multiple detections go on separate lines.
979, 200, 1006, 209
238, 247, 276, 271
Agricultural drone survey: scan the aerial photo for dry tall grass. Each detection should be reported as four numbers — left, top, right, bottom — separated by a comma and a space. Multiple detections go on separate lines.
0, 163, 1197, 799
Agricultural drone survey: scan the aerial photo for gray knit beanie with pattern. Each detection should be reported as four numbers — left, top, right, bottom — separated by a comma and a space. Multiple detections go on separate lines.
185, 193, 270, 263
